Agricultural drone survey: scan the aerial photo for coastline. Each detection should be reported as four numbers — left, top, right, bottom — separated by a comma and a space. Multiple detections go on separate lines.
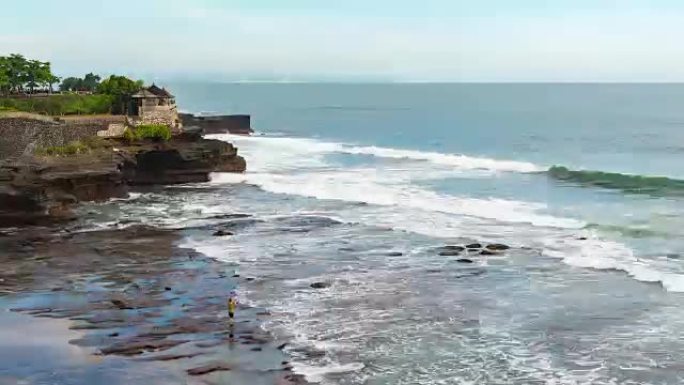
0, 224, 308, 385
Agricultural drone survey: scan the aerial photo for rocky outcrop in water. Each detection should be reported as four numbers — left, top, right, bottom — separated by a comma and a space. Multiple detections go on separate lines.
180, 113, 253, 135
0, 131, 246, 227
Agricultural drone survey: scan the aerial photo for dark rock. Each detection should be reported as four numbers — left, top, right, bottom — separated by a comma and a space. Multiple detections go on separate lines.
456, 258, 474, 263
441, 245, 466, 252
465, 243, 482, 249
108, 332, 119, 337
578, 237, 588, 241
232, 274, 240, 278
177, 126, 203, 141
0, 127, 246, 226
180, 113, 253, 135
164, 286, 172, 291
121, 138, 246, 184
100, 337, 188, 356
485, 243, 510, 251
110, 298, 133, 310
212, 230, 234, 237
277, 343, 287, 350
145, 352, 204, 362
385, 252, 403, 257
186, 362, 232, 376
480, 249, 500, 256
245, 277, 255, 282
310, 281, 331, 289
210, 213, 251, 220
251, 347, 262, 351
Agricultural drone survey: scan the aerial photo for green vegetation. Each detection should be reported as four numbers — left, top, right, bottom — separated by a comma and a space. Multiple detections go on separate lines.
36, 141, 91, 156
0, 53, 144, 116
35, 136, 108, 157
0, 54, 59, 94
123, 124, 172, 142
0, 94, 115, 115
97, 75, 144, 114
60, 73, 101, 92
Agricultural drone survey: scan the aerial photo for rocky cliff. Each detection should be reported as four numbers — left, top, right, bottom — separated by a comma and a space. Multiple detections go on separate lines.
0, 126, 246, 227
180, 113, 253, 135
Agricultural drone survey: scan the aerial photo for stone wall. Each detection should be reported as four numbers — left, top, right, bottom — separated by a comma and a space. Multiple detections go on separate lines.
131, 105, 181, 132
0, 116, 125, 159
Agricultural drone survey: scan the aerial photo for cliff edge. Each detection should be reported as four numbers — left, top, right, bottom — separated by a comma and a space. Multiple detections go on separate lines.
0, 117, 246, 227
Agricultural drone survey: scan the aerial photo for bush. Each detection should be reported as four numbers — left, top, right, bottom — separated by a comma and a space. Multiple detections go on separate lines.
0, 94, 115, 115
124, 124, 172, 142
36, 140, 91, 156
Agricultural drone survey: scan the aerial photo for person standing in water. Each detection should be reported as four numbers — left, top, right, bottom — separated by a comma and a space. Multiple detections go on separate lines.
228, 290, 238, 321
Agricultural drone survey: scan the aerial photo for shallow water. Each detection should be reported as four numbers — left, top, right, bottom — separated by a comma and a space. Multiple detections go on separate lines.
87, 83, 684, 384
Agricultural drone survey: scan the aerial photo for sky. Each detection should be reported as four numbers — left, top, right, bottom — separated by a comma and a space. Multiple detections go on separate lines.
2, 0, 684, 82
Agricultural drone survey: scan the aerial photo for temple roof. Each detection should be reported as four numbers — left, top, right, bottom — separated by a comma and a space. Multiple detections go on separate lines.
131, 84, 174, 99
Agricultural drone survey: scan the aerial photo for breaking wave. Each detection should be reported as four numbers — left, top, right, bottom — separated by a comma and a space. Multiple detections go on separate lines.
207, 134, 542, 173
548, 166, 684, 196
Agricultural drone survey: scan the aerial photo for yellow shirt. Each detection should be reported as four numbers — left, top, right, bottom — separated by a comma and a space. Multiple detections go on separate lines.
228, 298, 237, 312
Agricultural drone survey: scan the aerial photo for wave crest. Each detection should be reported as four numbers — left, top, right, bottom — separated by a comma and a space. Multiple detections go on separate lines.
548, 166, 684, 195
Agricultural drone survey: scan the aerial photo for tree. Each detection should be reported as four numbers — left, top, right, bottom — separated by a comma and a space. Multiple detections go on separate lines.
0, 57, 9, 95
60, 77, 81, 92
25, 60, 52, 93
47, 74, 60, 93
97, 75, 143, 114
5, 54, 28, 93
82, 73, 101, 92
0, 54, 58, 94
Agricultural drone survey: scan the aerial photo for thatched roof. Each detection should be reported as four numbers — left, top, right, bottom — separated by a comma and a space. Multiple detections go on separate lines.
131, 89, 157, 98
131, 84, 174, 99
147, 84, 174, 98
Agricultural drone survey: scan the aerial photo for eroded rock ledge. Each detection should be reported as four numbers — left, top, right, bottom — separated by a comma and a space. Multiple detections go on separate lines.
0, 134, 246, 226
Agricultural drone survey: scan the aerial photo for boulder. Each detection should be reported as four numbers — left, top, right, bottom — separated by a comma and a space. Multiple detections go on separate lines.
180, 113, 253, 135
187, 362, 232, 376
485, 243, 510, 251
97, 123, 126, 138
212, 230, 234, 237
310, 282, 331, 289
456, 258, 474, 263
465, 243, 482, 249
480, 249, 500, 256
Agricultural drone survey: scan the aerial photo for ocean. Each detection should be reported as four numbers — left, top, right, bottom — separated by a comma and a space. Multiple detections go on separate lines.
87, 84, 684, 384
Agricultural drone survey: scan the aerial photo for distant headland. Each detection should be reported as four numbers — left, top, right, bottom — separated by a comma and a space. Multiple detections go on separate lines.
0, 54, 251, 226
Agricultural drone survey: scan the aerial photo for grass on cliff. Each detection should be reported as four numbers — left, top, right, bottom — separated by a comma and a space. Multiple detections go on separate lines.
123, 124, 172, 142
35, 137, 108, 157
0, 94, 115, 116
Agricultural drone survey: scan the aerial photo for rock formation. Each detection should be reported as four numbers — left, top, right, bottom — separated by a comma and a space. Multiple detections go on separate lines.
180, 113, 253, 135
0, 119, 246, 227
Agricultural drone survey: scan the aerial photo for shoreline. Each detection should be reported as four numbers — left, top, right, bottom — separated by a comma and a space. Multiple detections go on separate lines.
0, 224, 308, 385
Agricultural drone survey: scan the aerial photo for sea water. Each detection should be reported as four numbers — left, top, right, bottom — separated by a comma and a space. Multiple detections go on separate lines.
94, 84, 684, 384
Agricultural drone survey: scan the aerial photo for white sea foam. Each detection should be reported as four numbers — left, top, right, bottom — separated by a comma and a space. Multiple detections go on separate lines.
208, 134, 684, 295
207, 133, 542, 173
211, 170, 583, 229
543, 234, 684, 292
291, 362, 365, 384
340, 145, 542, 172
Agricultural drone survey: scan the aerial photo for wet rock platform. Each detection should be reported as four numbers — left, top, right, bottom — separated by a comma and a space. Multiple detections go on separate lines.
0, 225, 307, 385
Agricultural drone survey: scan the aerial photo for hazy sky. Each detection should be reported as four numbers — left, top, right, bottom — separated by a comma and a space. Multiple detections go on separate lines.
2, 0, 683, 82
